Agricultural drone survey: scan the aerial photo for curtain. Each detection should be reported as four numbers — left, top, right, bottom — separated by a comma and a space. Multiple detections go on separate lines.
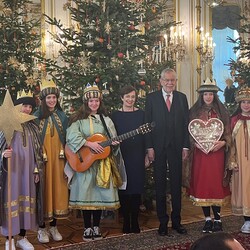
212, 5, 241, 30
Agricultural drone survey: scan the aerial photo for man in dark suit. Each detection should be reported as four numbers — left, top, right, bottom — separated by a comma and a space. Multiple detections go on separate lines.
145, 68, 190, 236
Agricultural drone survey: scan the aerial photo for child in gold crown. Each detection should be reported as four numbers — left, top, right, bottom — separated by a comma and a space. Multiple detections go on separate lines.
0, 90, 44, 250
65, 83, 125, 241
230, 84, 250, 234
33, 80, 69, 244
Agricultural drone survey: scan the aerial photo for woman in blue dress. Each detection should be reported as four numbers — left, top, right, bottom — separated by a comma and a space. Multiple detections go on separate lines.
112, 85, 147, 234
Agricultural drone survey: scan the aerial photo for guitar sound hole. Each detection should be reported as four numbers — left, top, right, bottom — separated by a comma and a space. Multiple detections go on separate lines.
90, 148, 99, 154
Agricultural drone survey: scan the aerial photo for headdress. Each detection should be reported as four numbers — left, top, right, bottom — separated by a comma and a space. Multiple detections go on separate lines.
39, 79, 60, 100
83, 83, 102, 101
235, 85, 250, 103
197, 78, 222, 93
14, 90, 36, 108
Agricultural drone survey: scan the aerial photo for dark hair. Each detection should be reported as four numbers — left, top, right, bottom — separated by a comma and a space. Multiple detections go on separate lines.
14, 97, 36, 109
69, 99, 107, 126
190, 232, 236, 250
38, 96, 62, 119
119, 85, 137, 98
231, 102, 242, 117
190, 92, 230, 126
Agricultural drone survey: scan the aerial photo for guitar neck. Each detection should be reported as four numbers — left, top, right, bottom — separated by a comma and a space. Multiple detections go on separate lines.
100, 129, 140, 148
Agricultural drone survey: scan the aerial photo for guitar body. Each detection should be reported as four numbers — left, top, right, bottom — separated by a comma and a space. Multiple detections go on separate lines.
65, 122, 154, 172
65, 133, 111, 172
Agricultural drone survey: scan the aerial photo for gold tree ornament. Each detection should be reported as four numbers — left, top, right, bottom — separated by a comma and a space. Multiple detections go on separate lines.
0, 90, 36, 145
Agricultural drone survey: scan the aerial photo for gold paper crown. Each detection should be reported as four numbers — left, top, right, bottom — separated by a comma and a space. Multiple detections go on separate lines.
39, 79, 60, 100
17, 90, 33, 100
83, 83, 102, 101
235, 85, 250, 103
40, 79, 57, 91
14, 89, 36, 108
197, 77, 222, 93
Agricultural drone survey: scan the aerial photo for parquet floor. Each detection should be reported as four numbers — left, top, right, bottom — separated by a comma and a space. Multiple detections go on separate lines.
0, 195, 232, 249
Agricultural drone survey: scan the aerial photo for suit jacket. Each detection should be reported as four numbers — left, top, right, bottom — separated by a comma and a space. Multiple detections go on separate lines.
145, 90, 190, 157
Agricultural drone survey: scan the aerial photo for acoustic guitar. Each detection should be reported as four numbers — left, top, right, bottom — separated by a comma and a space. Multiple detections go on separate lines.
65, 122, 154, 172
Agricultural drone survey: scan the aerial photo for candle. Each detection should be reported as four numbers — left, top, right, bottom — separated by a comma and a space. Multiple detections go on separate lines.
159, 41, 162, 63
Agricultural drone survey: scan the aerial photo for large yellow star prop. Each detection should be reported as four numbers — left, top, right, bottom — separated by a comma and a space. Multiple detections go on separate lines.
0, 90, 36, 145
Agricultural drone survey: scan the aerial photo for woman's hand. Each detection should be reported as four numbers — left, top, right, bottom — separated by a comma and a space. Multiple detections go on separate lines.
111, 140, 120, 146
2, 149, 12, 158
147, 148, 155, 163
34, 174, 39, 183
212, 140, 226, 152
85, 141, 104, 154
145, 154, 151, 168
233, 165, 239, 172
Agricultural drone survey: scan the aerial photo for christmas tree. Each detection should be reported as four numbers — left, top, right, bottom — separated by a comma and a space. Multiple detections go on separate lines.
227, 16, 250, 87
45, 0, 176, 112
0, 0, 43, 103
45, 0, 178, 208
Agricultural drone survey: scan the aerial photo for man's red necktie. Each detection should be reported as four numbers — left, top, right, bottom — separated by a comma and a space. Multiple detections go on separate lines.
166, 94, 171, 111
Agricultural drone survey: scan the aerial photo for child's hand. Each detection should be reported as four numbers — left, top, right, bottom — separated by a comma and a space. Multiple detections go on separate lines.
2, 149, 12, 158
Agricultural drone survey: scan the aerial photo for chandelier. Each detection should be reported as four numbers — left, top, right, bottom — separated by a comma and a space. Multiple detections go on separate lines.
204, 0, 224, 8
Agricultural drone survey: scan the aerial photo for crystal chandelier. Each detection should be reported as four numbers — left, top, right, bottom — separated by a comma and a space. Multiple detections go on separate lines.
204, 0, 224, 8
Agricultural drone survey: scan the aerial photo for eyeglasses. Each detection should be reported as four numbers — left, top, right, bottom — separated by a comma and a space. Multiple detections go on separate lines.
160, 78, 176, 83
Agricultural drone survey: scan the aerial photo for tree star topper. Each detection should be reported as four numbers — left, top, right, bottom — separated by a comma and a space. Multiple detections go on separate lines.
0, 90, 36, 145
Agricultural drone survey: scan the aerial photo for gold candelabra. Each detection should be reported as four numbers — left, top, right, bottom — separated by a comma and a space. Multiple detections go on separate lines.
196, 27, 215, 67
151, 23, 186, 64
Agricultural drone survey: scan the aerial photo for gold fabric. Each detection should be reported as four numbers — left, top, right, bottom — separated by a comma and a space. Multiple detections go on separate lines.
96, 156, 122, 188
231, 120, 250, 216
43, 123, 69, 221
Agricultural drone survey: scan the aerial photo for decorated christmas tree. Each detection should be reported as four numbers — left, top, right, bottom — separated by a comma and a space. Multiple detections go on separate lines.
0, 0, 43, 103
45, 0, 176, 112
227, 16, 250, 87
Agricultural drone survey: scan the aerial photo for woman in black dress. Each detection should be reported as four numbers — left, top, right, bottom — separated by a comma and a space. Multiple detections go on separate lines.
112, 85, 147, 234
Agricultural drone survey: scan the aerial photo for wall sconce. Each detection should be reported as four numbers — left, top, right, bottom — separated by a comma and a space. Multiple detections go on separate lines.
196, 27, 216, 67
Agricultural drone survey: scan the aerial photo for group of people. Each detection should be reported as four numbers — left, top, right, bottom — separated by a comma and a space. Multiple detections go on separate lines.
0, 67, 249, 250
0, 80, 69, 250
144, 68, 249, 240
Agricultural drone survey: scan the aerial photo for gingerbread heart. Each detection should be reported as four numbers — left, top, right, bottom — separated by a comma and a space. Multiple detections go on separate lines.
188, 118, 224, 154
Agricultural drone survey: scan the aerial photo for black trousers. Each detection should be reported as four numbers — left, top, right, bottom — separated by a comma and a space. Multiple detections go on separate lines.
153, 145, 182, 227
119, 193, 141, 233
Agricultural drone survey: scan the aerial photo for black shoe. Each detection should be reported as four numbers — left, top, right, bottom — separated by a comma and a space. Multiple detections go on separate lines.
172, 224, 187, 234
158, 224, 168, 236
213, 221, 223, 232
122, 220, 131, 234
202, 220, 213, 233
122, 226, 131, 234
131, 227, 140, 233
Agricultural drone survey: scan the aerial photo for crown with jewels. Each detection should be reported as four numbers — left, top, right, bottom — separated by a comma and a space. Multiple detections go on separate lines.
83, 83, 102, 101
14, 89, 36, 108
235, 85, 250, 103
39, 79, 60, 100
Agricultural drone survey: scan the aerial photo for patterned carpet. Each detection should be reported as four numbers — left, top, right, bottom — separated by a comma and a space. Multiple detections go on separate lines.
51, 215, 249, 250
